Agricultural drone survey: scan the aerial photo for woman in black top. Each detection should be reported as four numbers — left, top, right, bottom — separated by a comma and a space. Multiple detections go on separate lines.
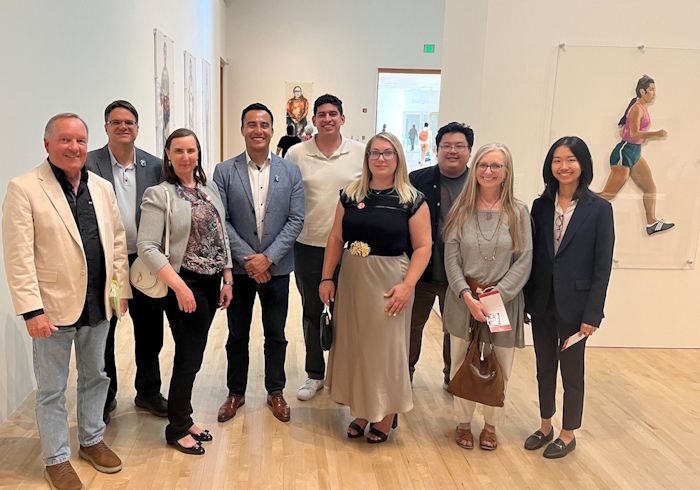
319, 132, 431, 443
276, 124, 302, 158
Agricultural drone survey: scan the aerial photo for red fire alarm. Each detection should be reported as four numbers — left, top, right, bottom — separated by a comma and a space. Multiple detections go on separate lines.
362, 108, 367, 113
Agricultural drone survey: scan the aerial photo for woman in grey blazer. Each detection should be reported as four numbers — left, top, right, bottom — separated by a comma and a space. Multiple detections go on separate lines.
138, 128, 233, 455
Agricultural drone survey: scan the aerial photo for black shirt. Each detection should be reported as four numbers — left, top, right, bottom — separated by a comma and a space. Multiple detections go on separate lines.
49, 161, 107, 327
276, 135, 302, 157
340, 188, 425, 256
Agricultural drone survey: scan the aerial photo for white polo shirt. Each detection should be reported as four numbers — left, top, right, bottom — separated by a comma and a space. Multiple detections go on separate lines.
286, 136, 364, 247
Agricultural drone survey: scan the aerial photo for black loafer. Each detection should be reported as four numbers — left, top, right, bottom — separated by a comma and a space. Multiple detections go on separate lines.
524, 428, 554, 450
135, 394, 168, 417
543, 437, 576, 459
190, 429, 213, 442
168, 439, 205, 455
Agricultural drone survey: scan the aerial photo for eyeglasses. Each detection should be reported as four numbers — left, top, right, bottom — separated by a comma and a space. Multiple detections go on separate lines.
107, 120, 137, 128
554, 213, 564, 245
476, 163, 505, 172
438, 144, 469, 152
368, 150, 397, 160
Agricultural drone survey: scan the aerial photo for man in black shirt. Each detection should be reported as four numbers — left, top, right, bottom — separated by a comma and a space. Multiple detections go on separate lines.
2, 113, 131, 490
408, 122, 474, 389
276, 124, 302, 158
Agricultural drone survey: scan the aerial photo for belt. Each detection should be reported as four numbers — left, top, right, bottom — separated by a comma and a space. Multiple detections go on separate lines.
466, 277, 498, 300
346, 241, 403, 257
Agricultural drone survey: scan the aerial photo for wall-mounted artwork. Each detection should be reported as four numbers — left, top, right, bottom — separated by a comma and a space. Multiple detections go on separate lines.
154, 29, 174, 155
285, 82, 312, 138
549, 45, 700, 269
201, 59, 212, 174
184, 51, 197, 132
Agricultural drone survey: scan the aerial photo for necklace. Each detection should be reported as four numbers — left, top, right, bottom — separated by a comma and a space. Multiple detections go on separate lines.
479, 197, 500, 220
475, 212, 503, 261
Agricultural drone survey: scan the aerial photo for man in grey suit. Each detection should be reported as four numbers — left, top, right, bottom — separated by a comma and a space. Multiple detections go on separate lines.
214, 103, 304, 423
85, 100, 167, 424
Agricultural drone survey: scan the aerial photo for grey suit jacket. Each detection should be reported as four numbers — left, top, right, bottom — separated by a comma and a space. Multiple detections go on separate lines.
85, 144, 163, 225
213, 151, 305, 275
137, 181, 233, 274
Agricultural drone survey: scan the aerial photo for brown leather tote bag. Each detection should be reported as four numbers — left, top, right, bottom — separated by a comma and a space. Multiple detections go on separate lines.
447, 320, 505, 407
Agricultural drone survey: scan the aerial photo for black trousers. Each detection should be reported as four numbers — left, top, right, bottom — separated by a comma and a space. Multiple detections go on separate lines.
164, 269, 220, 442
531, 293, 588, 431
293, 242, 339, 380
226, 274, 289, 396
104, 254, 166, 409
408, 280, 451, 383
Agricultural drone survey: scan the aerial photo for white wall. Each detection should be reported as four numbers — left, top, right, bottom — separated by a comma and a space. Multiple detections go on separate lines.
0, 0, 227, 425
224, 0, 446, 158
440, 0, 700, 347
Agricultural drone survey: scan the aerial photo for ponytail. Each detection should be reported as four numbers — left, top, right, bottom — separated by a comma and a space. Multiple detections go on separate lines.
617, 97, 637, 127
619, 75, 655, 127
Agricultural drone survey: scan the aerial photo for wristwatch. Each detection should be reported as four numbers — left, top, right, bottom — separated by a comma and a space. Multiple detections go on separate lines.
458, 288, 470, 299
223, 279, 233, 286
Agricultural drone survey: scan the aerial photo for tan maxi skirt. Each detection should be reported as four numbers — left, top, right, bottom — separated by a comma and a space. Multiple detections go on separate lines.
326, 250, 414, 422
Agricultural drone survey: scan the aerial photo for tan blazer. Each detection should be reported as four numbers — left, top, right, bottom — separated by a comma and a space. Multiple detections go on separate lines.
2, 160, 131, 326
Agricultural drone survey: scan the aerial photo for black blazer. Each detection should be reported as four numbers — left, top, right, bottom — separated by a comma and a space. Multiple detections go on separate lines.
409, 164, 468, 283
524, 193, 614, 329
85, 144, 163, 225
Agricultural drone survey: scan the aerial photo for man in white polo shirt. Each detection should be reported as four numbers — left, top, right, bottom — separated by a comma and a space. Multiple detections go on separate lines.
286, 94, 364, 401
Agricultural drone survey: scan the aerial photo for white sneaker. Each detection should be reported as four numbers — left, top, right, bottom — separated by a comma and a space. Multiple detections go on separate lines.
297, 378, 325, 401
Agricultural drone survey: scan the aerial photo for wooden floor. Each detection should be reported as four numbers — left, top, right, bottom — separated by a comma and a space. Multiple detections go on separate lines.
1, 282, 699, 490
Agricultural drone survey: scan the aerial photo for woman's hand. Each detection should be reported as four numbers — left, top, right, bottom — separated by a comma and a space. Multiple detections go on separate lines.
580, 323, 597, 337
464, 294, 489, 323
219, 284, 232, 310
319, 280, 335, 306
175, 284, 196, 313
384, 282, 414, 316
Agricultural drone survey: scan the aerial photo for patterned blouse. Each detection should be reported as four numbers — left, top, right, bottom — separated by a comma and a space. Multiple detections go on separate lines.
177, 185, 228, 275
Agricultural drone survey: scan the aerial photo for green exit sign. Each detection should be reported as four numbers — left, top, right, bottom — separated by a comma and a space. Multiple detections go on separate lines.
424, 44, 435, 53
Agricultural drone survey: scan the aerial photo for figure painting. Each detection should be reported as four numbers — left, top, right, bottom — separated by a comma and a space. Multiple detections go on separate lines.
285, 82, 312, 138
154, 29, 174, 155
184, 52, 197, 132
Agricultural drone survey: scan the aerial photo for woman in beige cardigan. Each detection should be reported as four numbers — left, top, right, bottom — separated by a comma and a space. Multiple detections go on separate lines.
443, 142, 532, 450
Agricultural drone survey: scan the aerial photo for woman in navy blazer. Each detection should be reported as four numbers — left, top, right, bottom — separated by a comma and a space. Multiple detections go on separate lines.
524, 136, 614, 459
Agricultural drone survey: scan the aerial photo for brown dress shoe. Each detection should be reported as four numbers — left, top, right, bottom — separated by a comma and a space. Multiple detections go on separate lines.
267, 393, 290, 422
218, 395, 246, 422
44, 462, 84, 490
78, 440, 123, 473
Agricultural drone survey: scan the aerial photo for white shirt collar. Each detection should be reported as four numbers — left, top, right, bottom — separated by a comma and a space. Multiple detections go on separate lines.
108, 146, 137, 168
245, 150, 272, 168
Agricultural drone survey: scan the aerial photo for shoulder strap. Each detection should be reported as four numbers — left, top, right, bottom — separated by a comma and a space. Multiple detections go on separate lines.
161, 185, 171, 258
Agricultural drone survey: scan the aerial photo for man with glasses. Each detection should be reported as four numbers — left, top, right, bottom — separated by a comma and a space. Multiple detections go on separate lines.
286, 94, 364, 401
408, 122, 474, 389
86, 100, 166, 424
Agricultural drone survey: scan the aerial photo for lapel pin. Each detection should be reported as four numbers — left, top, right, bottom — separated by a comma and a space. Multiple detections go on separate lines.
139, 159, 146, 167
275, 175, 279, 182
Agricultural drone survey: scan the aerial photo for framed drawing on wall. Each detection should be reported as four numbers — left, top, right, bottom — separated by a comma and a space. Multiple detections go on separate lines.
184, 51, 197, 132
154, 29, 174, 155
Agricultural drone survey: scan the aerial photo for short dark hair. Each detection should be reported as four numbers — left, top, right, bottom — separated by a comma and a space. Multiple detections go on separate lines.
313, 94, 343, 116
241, 103, 273, 126
104, 100, 139, 124
424, 122, 429, 127
286, 124, 294, 136
161, 128, 207, 186
541, 136, 595, 202
435, 122, 474, 148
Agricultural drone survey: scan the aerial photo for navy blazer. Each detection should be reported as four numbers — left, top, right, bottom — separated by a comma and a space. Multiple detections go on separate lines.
85, 144, 163, 225
213, 151, 305, 276
524, 193, 614, 329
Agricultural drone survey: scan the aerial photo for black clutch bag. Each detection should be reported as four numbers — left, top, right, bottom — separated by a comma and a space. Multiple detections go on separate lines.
320, 303, 333, 351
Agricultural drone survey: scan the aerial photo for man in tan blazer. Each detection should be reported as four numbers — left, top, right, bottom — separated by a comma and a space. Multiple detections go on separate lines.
2, 113, 131, 490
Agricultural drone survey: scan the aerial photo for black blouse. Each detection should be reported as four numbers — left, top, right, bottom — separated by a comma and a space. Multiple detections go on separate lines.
340, 188, 425, 256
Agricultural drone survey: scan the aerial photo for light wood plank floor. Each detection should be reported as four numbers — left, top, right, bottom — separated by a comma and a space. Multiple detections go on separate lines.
1, 281, 699, 489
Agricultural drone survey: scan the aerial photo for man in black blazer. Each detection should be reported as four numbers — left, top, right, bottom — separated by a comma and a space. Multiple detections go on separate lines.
85, 100, 166, 423
407, 122, 473, 389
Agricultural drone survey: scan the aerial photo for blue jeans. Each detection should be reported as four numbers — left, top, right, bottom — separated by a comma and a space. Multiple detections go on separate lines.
32, 320, 110, 465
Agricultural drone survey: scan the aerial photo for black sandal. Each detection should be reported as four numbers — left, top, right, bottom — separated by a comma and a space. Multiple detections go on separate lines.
366, 414, 398, 444
168, 439, 205, 455
347, 420, 367, 438
190, 429, 213, 442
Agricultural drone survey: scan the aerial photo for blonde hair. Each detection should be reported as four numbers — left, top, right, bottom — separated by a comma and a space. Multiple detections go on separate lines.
343, 132, 418, 204
443, 142, 527, 253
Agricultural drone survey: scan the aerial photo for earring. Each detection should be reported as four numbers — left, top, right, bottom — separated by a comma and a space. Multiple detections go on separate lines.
501, 180, 505, 188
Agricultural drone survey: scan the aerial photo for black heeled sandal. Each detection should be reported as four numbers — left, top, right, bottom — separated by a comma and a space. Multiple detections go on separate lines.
347, 420, 368, 439
190, 429, 213, 442
366, 414, 398, 444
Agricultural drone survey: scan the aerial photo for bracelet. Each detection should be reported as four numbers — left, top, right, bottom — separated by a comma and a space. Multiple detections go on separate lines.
320, 278, 334, 284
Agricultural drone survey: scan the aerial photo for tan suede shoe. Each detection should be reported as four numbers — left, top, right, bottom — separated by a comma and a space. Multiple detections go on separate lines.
44, 461, 84, 490
78, 441, 123, 473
